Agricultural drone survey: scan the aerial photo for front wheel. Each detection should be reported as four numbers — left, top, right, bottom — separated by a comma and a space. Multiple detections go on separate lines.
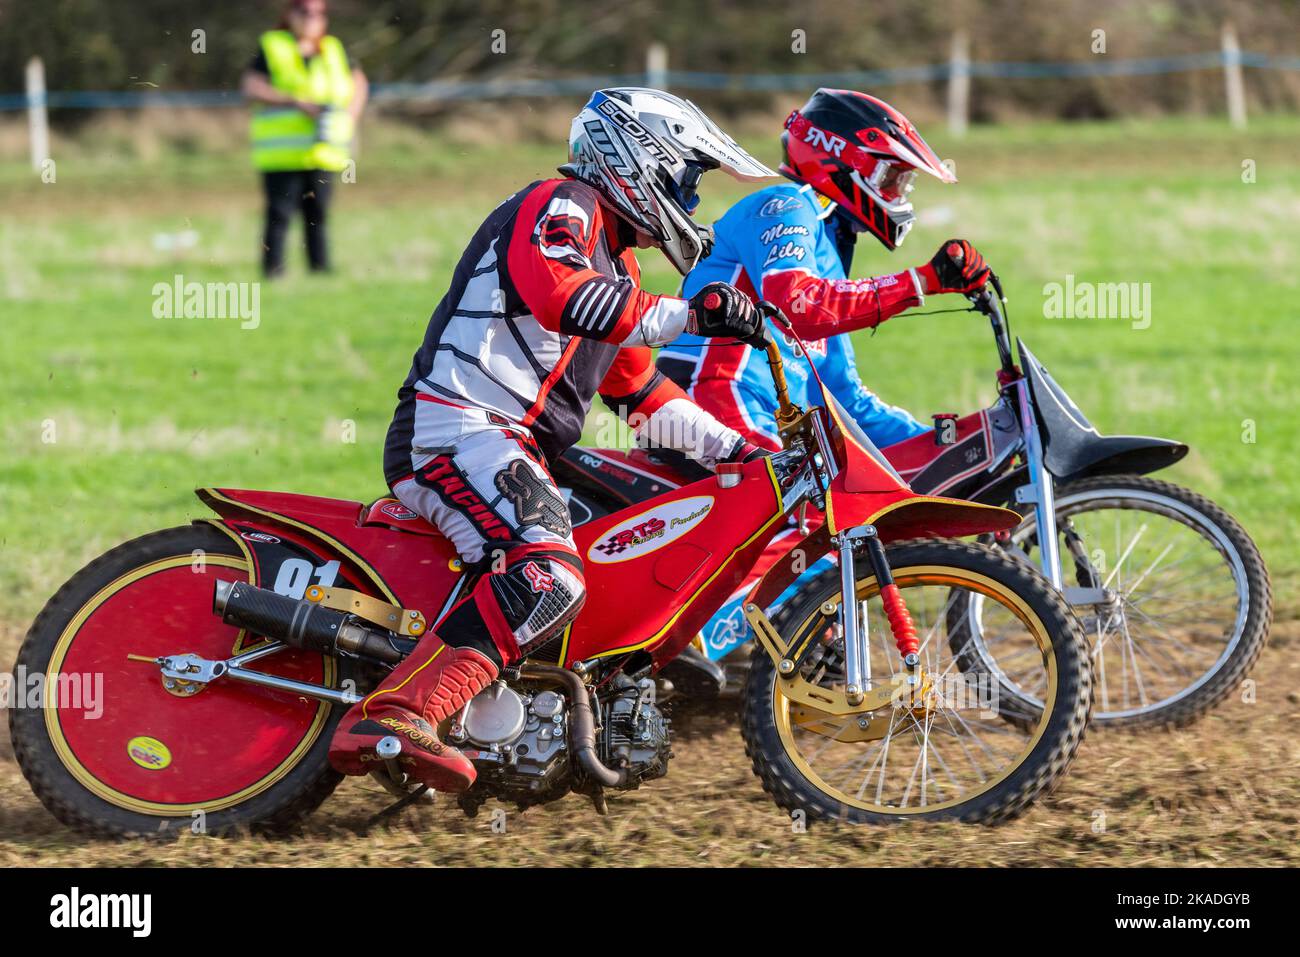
741, 539, 1091, 825
969, 475, 1271, 729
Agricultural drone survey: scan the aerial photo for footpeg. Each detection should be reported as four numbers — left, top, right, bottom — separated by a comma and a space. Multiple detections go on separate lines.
367, 735, 435, 826
376, 735, 404, 783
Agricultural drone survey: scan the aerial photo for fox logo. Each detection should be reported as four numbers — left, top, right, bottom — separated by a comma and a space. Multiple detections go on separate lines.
522, 560, 555, 593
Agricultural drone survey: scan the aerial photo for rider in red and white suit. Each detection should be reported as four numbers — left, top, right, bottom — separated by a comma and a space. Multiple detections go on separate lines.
329, 89, 776, 791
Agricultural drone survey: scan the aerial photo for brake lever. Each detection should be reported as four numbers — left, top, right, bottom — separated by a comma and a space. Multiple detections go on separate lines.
757, 299, 793, 330
750, 300, 791, 349
989, 271, 1006, 306
967, 286, 995, 315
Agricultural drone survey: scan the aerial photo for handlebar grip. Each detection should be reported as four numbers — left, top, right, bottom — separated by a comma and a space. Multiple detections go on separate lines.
702, 291, 722, 311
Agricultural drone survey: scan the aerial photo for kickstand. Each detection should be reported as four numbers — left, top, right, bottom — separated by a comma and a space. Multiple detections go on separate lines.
367, 785, 432, 828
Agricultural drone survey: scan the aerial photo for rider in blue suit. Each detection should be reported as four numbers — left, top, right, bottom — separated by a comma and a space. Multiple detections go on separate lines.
658, 88, 994, 660
658, 181, 929, 452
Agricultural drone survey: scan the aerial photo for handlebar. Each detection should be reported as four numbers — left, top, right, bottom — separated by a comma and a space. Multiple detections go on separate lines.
967, 272, 1018, 380
754, 301, 802, 431
747, 283, 1020, 440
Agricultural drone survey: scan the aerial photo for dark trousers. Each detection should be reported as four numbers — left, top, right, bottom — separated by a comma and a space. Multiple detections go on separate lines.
261, 169, 334, 276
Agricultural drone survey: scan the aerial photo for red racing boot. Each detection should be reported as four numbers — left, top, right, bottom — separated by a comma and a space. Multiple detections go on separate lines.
328, 634, 497, 792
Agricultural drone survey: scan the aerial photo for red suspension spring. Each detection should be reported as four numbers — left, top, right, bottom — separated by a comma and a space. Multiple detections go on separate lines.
879, 583, 918, 659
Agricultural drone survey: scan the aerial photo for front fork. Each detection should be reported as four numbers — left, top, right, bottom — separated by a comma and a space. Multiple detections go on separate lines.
1012, 380, 1063, 589
837, 526, 920, 704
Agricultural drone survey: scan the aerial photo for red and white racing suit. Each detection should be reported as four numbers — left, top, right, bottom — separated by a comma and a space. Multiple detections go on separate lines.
382, 176, 744, 665
330, 177, 747, 790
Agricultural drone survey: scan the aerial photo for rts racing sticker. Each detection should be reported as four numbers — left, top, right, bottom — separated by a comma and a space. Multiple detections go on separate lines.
127, 736, 172, 771
586, 496, 714, 564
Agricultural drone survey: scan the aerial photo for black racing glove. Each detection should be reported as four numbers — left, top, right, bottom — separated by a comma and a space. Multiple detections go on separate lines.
918, 239, 992, 294
686, 282, 762, 343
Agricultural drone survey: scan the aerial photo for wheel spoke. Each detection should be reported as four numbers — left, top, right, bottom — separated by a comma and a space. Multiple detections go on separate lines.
1102, 522, 1148, 589
985, 484, 1255, 720
1122, 539, 1177, 595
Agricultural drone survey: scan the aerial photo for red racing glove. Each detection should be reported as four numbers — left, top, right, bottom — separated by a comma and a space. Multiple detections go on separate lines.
721, 439, 770, 465
917, 239, 991, 294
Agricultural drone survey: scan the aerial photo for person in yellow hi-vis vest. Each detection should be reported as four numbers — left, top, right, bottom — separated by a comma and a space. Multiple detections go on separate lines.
241, 0, 368, 276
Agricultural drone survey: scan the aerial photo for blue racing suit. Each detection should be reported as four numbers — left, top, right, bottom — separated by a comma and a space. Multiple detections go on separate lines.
658, 182, 928, 452
658, 182, 931, 660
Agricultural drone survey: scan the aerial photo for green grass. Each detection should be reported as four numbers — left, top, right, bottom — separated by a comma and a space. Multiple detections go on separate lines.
2, 115, 1297, 628
1, 114, 1298, 869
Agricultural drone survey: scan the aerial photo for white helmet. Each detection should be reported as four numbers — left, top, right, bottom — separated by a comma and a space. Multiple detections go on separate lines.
561, 88, 776, 275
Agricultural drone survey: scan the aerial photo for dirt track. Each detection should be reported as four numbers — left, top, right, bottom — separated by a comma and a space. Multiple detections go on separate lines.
1, 619, 1295, 868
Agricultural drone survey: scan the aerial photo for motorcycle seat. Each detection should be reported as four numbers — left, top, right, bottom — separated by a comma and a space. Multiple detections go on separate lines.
360, 497, 442, 536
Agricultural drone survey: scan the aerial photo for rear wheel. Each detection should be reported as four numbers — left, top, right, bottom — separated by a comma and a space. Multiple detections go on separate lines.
741, 539, 1091, 825
967, 475, 1270, 729
10, 525, 350, 839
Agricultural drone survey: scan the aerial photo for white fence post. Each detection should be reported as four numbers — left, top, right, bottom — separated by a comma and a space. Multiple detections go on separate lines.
26, 56, 50, 172
1221, 22, 1247, 129
646, 43, 668, 92
947, 30, 970, 138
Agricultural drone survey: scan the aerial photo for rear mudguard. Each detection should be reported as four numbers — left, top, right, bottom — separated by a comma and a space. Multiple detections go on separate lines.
196, 488, 467, 632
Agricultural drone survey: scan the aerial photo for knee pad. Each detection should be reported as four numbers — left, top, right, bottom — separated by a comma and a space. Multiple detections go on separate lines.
489, 546, 586, 652
439, 545, 585, 666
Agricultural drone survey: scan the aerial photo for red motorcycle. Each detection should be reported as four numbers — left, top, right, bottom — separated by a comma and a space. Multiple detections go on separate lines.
12, 305, 1090, 836
881, 278, 1271, 728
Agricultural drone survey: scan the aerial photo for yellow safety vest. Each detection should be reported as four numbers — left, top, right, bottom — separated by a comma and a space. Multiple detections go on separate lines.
250, 31, 354, 172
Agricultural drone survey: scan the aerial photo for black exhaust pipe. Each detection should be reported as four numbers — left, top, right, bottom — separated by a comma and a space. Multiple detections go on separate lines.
213, 580, 413, 664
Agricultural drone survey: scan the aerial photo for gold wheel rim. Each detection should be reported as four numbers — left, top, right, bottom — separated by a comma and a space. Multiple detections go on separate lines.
773, 565, 1056, 815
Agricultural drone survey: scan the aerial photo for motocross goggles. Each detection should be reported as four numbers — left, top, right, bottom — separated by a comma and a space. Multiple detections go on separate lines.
784, 110, 918, 202
864, 161, 916, 202
665, 157, 717, 215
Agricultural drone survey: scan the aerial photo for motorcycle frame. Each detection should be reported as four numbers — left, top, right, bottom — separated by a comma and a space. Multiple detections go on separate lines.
982, 280, 1059, 587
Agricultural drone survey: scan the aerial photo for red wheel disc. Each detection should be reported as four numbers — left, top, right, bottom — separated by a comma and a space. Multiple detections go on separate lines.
46, 554, 335, 815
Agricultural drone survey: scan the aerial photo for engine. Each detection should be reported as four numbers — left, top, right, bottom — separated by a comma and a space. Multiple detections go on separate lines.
453, 682, 572, 808
451, 674, 671, 812
597, 674, 672, 789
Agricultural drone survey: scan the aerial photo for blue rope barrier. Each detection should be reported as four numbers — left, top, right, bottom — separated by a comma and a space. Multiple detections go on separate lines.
2, 50, 1298, 112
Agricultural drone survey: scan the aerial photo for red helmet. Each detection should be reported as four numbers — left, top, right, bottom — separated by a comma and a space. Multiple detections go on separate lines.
780, 88, 954, 250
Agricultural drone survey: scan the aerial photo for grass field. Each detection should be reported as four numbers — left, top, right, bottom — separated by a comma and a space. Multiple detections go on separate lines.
1, 113, 1297, 865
